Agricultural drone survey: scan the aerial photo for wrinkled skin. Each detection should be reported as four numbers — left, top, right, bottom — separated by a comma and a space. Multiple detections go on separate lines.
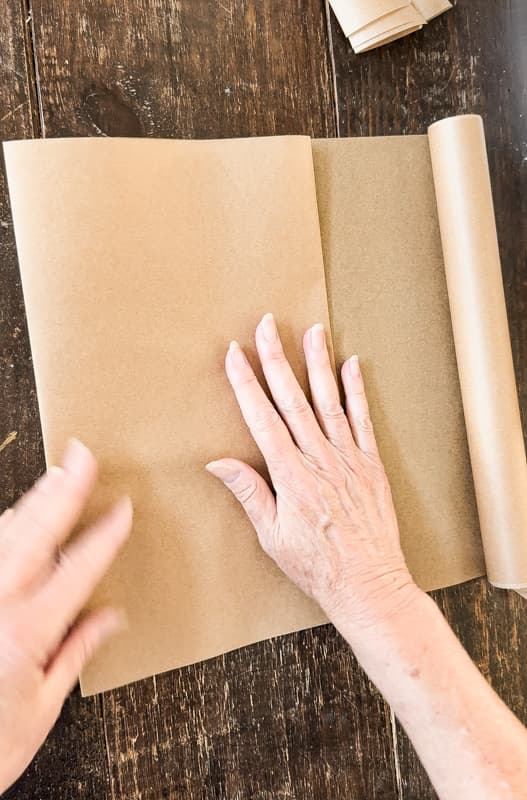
207, 314, 416, 635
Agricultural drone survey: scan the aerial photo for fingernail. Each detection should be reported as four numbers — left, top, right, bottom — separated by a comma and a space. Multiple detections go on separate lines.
228, 340, 248, 368
348, 355, 360, 377
206, 461, 240, 483
109, 495, 134, 540
112, 495, 133, 518
40, 464, 65, 490
310, 323, 325, 351
113, 608, 129, 632
101, 608, 129, 638
260, 312, 278, 343
62, 438, 91, 478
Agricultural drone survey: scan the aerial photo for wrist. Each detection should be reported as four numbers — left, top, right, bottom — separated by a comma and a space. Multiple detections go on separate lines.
320, 568, 426, 652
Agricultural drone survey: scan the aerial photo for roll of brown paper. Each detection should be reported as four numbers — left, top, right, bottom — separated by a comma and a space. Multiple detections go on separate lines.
428, 115, 527, 594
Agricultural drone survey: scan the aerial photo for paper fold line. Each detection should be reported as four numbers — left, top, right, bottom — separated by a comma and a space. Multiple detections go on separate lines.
329, 0, 452, 53
428, 114, 527, 594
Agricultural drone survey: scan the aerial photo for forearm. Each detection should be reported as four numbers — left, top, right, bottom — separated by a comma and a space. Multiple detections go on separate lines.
330, 588, 527, 800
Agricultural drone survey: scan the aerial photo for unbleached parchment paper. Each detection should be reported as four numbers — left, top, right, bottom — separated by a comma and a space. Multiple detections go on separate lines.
4, 136, 331, 694
428, 115, 527, 595
329, 0, 452, 53
4, 115, 525, 694
312, 133, 485, 593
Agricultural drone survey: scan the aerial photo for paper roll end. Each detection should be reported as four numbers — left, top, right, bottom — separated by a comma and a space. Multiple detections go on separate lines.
489, 580, 527, 599
428, 113, 483, 137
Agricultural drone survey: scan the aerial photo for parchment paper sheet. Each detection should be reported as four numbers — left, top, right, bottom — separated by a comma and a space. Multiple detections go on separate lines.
4, 115, 525, 693
312, 133, 485, 593
4, 136, 331, 694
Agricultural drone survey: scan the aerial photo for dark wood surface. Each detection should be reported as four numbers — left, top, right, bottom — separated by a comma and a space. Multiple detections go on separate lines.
1, 1, 526, 797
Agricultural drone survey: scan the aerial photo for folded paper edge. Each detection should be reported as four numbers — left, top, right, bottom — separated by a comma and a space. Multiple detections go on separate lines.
328, 0, 451, 53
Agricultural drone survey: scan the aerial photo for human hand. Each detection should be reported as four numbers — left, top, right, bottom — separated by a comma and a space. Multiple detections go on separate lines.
0, 439, 132, 793
207, 314, 419, 640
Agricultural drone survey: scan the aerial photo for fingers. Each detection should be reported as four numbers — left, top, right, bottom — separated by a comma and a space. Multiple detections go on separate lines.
0, 439, 97, 596
44, 606, 125, 705
303, 324, 355, 453
35, 496, 132, 655
255, 314, 325, 456
225, 340, 301, 473
341, 356, 379, 458
206, 458, 278, 554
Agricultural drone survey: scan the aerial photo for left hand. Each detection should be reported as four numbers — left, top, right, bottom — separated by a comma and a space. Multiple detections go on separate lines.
0, 439, 132, 793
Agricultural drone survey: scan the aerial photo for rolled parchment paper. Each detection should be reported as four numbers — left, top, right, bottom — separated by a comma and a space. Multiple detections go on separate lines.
428, 115, 527, 593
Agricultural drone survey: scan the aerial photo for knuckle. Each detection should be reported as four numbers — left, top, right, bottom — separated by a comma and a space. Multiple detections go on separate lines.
348, 387, 366, 402
237, 370, 259, 388
74, 631, 93, 671
280, 394, 309, 416
264, 347, 287, 363
235, 482, 259, 505
319, 401, 345, 421
56, 548, 77, 578
58, 546, 96, 582
358, 414, 374, 433
251, 404, 281, 434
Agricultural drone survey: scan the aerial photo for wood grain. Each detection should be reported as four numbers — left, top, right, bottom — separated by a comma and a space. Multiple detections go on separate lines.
0, 0, 41, 508
328, 0, 527, 797
5, 1, 400, 798
0, 4, 115, 800
2, 0, 526, 797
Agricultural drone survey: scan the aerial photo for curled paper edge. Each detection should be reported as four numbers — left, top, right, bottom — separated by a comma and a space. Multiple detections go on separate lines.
329, 0, 452, 53
491, 582, 527, 600
413, 0, 452, 21
349, 6, 424, 51
329, 0, 408, 39
428, 115, 527, 597
352, 23, 423, 53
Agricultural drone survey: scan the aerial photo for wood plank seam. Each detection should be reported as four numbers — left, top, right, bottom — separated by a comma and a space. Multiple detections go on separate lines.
19, 0, 43, 137
324, 0, 341, 137
390, 709, 404, 800
100, 693, 118, 800
322, 3, 405, 794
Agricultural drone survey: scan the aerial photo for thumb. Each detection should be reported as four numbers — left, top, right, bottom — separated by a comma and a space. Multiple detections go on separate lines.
206, 458, 278, 552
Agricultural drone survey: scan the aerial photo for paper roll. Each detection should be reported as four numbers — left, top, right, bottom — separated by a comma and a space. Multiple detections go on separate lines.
428, 115, 527, 592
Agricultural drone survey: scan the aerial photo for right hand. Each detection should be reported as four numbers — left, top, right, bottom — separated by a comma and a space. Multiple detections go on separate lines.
207, 314, 419, 636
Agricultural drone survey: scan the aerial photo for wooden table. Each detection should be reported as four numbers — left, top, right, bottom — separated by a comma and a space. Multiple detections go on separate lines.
1, 1, 526, 797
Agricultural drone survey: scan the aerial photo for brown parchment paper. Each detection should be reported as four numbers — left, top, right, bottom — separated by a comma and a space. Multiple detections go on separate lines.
312, 135, 485, 592
4, 117, 520, 694
329, 0, 452, 53
329, 0, 407, 37
428, 115, 527, 593
349, 6, 423, 53
413, 0, 452, 20
3, 136, 330, 695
